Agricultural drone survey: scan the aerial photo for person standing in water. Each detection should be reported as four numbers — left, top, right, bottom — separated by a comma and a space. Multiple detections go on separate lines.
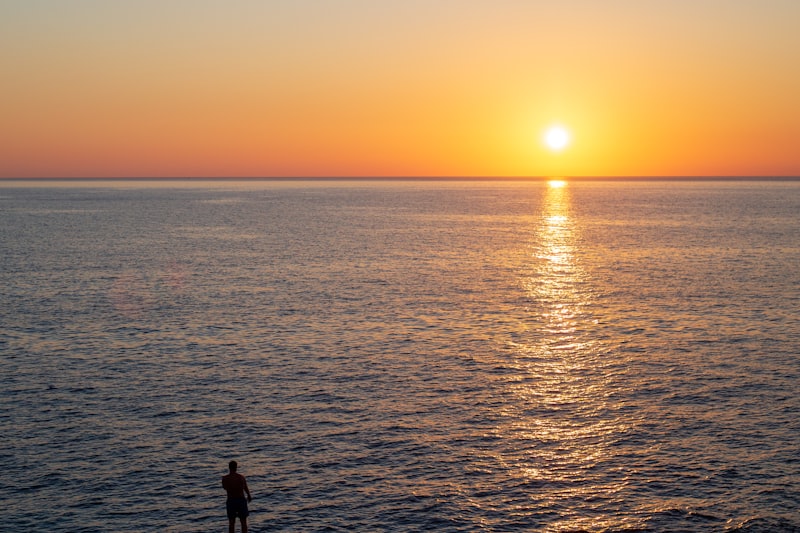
222, 460, 252, 533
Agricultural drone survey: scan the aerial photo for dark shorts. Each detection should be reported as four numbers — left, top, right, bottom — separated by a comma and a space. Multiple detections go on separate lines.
226, 497, 249, 519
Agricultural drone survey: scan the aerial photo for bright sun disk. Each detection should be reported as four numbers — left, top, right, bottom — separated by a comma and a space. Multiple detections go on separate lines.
544, 126, 570, 151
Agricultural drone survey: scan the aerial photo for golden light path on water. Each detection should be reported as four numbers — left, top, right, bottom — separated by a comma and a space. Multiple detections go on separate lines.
493, 179, 639, 531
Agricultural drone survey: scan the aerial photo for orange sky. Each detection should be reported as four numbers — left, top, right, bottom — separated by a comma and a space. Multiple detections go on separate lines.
2, 1, 799, 178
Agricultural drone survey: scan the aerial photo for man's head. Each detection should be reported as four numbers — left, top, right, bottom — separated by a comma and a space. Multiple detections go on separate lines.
229, 460, 238, 473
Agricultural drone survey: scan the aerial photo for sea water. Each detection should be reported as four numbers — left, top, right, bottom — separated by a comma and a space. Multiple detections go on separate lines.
1, 179, 798, 532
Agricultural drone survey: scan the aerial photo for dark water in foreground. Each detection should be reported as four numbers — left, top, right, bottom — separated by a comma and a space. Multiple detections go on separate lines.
1, 180, 799, 532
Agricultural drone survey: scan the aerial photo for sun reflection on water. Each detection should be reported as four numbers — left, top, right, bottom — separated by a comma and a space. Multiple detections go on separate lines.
527, 179, 588, 341
492, 180, 636, 530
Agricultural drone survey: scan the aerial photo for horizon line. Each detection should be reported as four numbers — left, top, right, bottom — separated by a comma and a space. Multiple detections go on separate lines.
2, 175, 800, 182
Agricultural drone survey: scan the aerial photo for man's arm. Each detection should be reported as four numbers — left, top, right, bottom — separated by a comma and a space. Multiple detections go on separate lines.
243, 477, 252, 502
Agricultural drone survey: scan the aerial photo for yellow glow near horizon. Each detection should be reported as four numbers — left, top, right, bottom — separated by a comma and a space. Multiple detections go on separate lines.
2, 3, 800, 177
548, 179, 567, 188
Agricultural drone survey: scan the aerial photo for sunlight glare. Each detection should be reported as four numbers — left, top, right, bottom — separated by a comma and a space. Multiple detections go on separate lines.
544, 126, 570, 151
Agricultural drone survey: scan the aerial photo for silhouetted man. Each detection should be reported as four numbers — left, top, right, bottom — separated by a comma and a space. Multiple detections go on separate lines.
222, 460, 252, 533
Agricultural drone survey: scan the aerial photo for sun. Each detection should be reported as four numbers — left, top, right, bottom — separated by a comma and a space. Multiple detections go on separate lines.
544, 125, 570, 151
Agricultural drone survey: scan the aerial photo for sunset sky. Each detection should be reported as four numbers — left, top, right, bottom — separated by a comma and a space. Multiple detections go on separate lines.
2, 1, 799, 178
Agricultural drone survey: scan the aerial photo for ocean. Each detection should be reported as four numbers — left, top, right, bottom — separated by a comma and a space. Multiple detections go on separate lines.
1, 179, 798, 532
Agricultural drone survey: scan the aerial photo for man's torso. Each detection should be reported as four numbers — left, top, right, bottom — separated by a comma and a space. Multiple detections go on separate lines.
222, 473, 246, 499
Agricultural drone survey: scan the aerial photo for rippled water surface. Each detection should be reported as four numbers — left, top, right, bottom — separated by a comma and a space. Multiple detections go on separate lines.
1, 179, 799, 532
